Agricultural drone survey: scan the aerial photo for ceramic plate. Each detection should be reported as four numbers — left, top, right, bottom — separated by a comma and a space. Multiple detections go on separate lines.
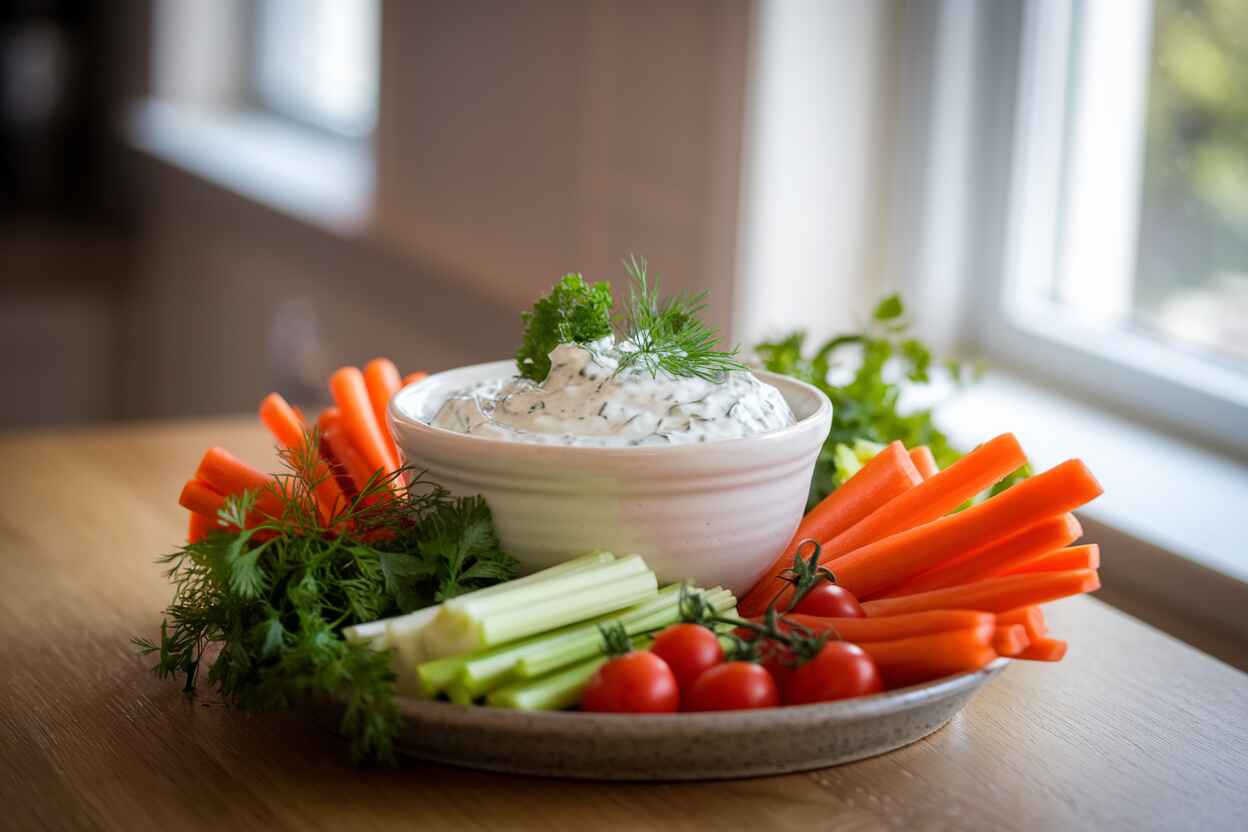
394, 658, 1009, 780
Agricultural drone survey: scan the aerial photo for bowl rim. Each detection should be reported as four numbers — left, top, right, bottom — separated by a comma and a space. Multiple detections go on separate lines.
389, 358, 833, 458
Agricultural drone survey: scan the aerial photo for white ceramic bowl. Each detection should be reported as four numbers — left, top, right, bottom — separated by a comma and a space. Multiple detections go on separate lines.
389, 360, 832, 595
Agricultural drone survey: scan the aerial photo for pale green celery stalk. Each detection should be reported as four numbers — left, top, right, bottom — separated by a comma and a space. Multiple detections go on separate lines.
488, 637, 654, 711
347, 550, 616, 654
832, 443, 865, 487
450, 584, 687, 697
425, 556, 654, 657
486, 655, 608, 711
852, 438, 887, 463
477, 570, 657, 647
514, 588, 734, 680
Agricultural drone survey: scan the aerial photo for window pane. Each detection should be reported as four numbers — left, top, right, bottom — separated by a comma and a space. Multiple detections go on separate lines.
255, 0, 379, 137
1133, 0, 1248, 368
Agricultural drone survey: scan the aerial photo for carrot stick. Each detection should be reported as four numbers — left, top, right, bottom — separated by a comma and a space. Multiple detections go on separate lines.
856, 630, 998, 688
1000, 544, 1100, 577
777, 610, 995, 643
997, 606, 1047, 643
739, 441, 922, 615
876, 514, 1082, 598
188, 511, 216, 543
908, 446, 940, 480
993, 624, 1030, 657
259, 392, 346, 525
317, 407, 381, 498
817, 434, 1028, 576
330, 367, 400, 476
195, 447, 285, 521
179, 479, 225, 517
861, 569, 1101, 617
1016, 636, 1068, 662
402, 371, 428, 387
828, 459, 1103, 598
364, 358, 403, 465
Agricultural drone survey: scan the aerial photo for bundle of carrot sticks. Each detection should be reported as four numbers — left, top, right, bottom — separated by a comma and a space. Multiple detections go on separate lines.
177, 359, 426, 542
740, 433, 1102, 688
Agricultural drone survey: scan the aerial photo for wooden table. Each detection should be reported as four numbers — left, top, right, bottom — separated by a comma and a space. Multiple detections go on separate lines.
2, 419, 1246, 831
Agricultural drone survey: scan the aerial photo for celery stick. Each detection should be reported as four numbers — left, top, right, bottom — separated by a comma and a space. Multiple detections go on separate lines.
476, 570, 657, 648
486, 655, 608, 711
361, 550, 618, 659
426, 557, 654, 657
454, 585, 687, 696
514, 588, 735, 679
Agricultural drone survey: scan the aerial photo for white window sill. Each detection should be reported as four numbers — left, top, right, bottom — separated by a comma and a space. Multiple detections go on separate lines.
935, 371, 1248, 601
125, 99, 373, 235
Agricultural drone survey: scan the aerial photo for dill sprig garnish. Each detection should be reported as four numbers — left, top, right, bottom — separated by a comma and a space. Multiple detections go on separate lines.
514, 255, 744, 383
613, 255, 745, 383
133, 431, 516, 764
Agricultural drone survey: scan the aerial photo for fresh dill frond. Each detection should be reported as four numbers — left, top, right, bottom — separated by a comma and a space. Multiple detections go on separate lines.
614, 255, 745, 382
134, 430, 516, 764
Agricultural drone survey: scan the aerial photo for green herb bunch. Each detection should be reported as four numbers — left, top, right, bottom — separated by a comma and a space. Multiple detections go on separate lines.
134, 437, 516, 763
755, 294, 1028, 509
515, 256, 742, 383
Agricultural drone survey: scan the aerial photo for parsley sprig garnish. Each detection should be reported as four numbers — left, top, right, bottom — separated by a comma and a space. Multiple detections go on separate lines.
756, 294, 1029, 509
134, 434, 516, 763
514, 255, 743, 383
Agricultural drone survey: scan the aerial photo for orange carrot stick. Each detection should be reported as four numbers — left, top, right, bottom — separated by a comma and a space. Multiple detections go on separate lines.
856, 630, 998, 688
739, 441, 922, 615
330, 367, 400, 476
259, 392, 346, 525
997, 606, 1047, 643
908, 446, 939, 479
317, 408, 381, 497
828, 459, 1103, 598
777, 610, 995, 643
993, 624, 1030, 657
364, 358, 403, 465
817, 434, 1029, 575
402, 371, 428, 387
877, 514, 1083, 598
196, 447, 285, 521
861, 569, 1101, 617
179, 479, 225, 517
188, 511, 216, 543
1000, 544, 1100, 577
1016, 636, 1068, 662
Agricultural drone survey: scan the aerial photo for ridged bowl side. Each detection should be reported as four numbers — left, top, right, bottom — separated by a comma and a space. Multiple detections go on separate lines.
389, 361, 833, 595
393, 659, 1010, 780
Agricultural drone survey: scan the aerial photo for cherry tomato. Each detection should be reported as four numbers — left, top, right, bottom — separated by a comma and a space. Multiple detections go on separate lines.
684, 662, 780, 712
581, 652, 679, 713
791, 583, 865, 618
650, 624, 724, 692
784, 641, 883, 705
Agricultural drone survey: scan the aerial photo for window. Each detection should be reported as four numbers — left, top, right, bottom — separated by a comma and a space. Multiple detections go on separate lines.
252, 0, 380, 137
981, 0, 1248, 453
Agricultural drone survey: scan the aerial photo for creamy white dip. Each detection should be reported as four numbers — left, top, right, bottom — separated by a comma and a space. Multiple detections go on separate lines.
429, 341, 796, 447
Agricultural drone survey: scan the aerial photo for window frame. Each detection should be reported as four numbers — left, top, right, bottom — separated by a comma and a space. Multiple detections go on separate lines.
245, 0, 380, 141
961, 0, 1248, 457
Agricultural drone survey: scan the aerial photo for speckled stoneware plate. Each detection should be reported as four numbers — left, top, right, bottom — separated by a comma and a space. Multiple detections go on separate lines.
394, 658, 1008, 780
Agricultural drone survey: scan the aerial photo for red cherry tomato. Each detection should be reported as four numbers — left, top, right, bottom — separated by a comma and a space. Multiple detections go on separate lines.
684, 662, 780, 712
791, 583, 865, 618
581, 652, 679, 713
650, 624, 724, 692
784, 641, 883, 705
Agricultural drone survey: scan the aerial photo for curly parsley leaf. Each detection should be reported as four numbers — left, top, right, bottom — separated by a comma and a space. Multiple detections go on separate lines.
516, 273, 614, 381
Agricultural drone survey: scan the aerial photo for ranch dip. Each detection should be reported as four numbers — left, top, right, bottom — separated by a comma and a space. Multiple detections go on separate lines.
429, 340, 796, 447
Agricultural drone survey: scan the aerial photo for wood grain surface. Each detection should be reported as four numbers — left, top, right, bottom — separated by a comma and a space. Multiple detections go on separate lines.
1, 419, 1246, 831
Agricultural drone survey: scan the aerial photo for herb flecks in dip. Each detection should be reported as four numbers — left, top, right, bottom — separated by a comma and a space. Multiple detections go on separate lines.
431, 340, 796, 447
